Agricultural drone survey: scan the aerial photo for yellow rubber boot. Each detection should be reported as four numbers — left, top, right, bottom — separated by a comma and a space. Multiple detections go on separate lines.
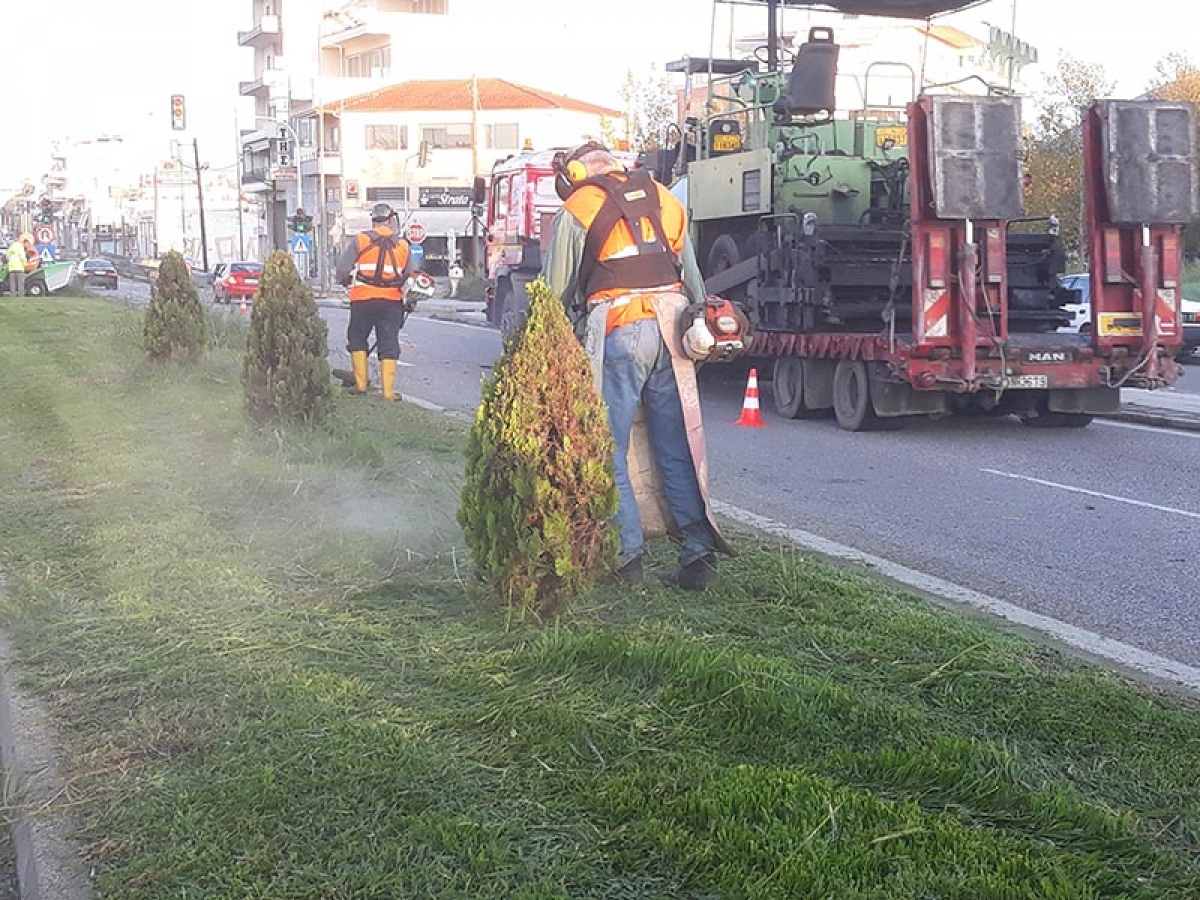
380, 358, 400, 401
350, 351, 369, 395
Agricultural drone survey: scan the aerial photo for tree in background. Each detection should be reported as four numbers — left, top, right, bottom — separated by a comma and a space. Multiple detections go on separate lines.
619, 68, 679, 152
1023, 56, 1114, 268
458, 278, 617, 616
242, 251, 334, 427
1145, 53, 1200, 261
143, 250, 207, 362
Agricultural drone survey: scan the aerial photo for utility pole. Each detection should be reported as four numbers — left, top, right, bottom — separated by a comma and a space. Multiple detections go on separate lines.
192, 138, 210, 271
1006, 0, 1018, 92
470, 73, 480, 179
234, 115, 245, 260
317, 104, 328, 291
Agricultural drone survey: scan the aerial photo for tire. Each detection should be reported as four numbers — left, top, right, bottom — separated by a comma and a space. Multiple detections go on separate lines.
833, 359, 886, 432
772, 356, 825, 419
497, 278, 526, 342
705, 234, 741, 280
26, 280, 47, 297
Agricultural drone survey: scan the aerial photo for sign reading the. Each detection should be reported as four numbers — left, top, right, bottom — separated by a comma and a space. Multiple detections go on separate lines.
406, 222, 428, 245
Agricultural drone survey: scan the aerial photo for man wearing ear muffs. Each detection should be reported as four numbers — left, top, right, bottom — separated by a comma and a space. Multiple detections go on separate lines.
542, 142, 732, 590
335, 202, 411, 400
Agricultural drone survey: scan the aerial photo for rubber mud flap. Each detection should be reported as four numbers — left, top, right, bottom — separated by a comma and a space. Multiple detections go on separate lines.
1048, 387, 1119, 414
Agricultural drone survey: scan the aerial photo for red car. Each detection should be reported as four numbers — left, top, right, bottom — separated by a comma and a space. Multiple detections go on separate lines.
212, 262, 263, 304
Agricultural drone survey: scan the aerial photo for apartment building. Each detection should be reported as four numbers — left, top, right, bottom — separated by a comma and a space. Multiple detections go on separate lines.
238, 0, 454, 261
295, 77, 620, 274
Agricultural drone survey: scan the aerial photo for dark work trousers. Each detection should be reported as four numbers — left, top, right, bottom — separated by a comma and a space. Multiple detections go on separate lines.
347, 298, 406, 360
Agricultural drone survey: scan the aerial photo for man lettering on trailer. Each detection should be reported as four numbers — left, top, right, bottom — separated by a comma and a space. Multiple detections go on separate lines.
541, 141, 729, 590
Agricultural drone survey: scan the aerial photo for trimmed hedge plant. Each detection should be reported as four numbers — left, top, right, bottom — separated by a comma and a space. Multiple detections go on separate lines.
242, 250, 334, 427
458, 278, 617, 615
143, 250, 207, 362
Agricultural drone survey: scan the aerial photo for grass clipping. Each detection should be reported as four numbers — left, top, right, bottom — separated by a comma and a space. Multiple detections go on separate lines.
458, 278, 617, 614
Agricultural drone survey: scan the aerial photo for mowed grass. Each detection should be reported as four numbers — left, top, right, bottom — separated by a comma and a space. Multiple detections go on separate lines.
1, 297, 1199, 899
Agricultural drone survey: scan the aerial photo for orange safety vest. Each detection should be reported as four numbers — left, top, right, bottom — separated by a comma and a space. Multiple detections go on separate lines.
563, 172, 688, 334
348, 226, 409, 302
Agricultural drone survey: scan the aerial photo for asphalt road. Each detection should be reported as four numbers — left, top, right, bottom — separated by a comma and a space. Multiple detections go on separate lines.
110, 283, 1200, 669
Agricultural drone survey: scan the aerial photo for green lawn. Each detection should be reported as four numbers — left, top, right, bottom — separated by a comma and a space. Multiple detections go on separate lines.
1, 297, 1199, 899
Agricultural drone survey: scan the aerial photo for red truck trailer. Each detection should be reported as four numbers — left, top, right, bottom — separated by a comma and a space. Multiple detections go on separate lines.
656, 3, 1198, 430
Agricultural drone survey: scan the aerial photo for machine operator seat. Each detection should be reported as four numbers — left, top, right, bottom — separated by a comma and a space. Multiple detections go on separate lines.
773, 27, 839, 119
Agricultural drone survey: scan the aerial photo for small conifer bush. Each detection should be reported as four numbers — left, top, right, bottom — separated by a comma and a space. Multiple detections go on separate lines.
458, 278, 617, 615
143, 250, 207, 362
242, 251, 334, 427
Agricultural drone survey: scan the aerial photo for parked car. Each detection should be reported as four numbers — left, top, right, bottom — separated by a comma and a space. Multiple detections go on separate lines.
1057, 273, 1091, 333
212, 262, 263, 304
1182, 296, 1200, 358
75, 257, 119, 290
1060, 272, 1199, 357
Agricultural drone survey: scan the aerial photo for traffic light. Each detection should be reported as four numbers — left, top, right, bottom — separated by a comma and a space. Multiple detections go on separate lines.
417, 140, 430, 168
291, 209, 312, 234
38, 199, 53, 224
170, 94, 186, 131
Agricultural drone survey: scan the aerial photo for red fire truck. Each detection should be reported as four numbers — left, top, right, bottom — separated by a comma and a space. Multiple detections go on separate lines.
480, 147, 639, 338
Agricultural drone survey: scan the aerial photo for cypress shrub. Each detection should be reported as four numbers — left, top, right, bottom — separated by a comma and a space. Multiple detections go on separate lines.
143, 250, 207, 362
242, 250, 334, 427
457, 278, 618, 615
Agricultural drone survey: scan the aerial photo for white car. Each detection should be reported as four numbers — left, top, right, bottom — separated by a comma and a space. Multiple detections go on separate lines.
1057, 273, 1091, 333
1059, 273, 1199, 357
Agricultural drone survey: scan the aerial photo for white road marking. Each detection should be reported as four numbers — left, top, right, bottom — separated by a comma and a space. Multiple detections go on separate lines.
981, 468, 1200, 521
1096, 418, 1200, 440
713, 500, 1200, 693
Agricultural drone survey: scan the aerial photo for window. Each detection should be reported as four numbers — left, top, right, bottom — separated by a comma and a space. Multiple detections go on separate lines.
297, 118, 315, 148
402, 0, 448, 13
491, 176, 509, 221
365, 124, 407, 151
345, 45, 391, 79
421, 124, 473, 150
486, 123, 520, 149
366, 186, 409, 203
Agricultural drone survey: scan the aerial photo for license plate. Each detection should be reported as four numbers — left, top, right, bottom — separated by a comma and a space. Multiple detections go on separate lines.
245, 279, 259, 285
877, 126, 907, 148
712, 132, 742, 153
1004, 374, 1048, 389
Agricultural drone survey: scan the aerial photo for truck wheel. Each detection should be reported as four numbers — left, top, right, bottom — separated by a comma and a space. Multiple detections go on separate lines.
833, 359, 885, 432
706, 234, 740, 278
773, 356, 822, 419
497, 278, 526, 342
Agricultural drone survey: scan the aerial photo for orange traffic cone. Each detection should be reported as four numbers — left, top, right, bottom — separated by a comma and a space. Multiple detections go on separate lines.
734, 367, 766, 427
239, 296, 249, 316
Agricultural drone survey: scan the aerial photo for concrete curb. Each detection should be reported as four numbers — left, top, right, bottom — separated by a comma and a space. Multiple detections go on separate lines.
1100, 408, 1200, 433
0, 579, 93, 900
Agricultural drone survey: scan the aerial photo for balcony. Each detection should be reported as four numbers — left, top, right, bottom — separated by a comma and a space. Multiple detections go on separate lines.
237, 14, 280, 48
239, 64, 289, 98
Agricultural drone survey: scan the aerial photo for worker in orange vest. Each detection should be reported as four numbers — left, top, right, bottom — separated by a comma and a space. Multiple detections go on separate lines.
334, 203, 411, 400
542, 142, 731, 590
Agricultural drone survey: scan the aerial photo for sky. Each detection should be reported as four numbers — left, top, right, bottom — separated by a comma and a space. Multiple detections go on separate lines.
1, 0, 1192, 191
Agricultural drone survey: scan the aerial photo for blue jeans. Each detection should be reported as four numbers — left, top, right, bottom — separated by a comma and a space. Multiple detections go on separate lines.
602, 317, 713, 567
